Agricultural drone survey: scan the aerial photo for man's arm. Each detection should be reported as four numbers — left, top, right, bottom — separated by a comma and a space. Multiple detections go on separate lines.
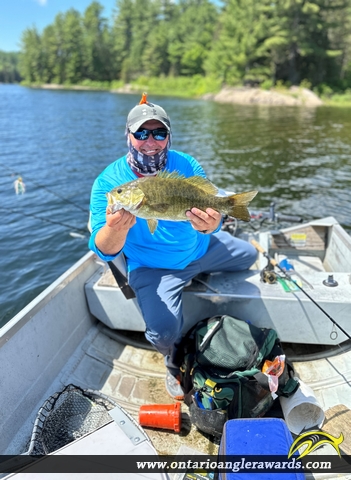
94, 208, 136, 256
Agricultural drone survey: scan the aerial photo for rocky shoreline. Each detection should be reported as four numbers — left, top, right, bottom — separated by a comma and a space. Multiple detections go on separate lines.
38, 83, 323, 107
204, 86, 323, 107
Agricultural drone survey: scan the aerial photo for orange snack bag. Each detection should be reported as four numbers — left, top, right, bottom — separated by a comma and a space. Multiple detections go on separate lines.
262, 355, 286, 396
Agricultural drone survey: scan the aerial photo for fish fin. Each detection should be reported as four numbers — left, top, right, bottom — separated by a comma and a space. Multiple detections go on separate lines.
227, 190, 258, 222
184, 176, 218, 195
147, 219, 158, 234
156, 171, 218, 196
149, 203, 170, 213
156, 170, 185, 180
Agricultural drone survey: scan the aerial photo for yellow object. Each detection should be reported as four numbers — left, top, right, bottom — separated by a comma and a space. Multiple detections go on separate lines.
289, 233, 307, 247
204, 378, 216, 388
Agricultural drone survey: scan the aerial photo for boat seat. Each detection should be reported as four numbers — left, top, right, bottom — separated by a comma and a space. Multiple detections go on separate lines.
87, 213, 136, 300
274, 253, 325, 273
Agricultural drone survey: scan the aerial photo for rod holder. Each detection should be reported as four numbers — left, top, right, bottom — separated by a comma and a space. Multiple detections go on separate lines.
323, 275, 338, 287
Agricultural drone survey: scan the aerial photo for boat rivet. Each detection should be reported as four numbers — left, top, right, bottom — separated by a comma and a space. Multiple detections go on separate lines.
119, 420, 125, 425
323, 275, 338, 287
134, 437, 140, 442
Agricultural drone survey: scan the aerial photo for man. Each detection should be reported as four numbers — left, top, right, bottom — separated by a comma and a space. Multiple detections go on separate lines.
89, 94, 257, 399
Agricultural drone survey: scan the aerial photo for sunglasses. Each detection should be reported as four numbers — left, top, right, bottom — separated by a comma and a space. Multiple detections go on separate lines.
131, 128, 169, 141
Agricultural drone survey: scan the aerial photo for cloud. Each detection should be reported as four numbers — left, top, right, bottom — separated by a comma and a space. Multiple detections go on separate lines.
35, 0, 48, 5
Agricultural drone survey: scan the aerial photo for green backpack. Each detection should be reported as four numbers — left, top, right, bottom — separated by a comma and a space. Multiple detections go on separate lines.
179, 315, 299, 437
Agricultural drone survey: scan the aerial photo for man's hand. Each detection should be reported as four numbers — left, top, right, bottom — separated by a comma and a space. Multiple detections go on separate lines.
185, 207, 222, 234
106, 207, 136, 232
95, 208, 136, 256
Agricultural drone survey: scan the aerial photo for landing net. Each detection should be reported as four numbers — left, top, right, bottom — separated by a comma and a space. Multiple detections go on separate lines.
24, 384, 118, 455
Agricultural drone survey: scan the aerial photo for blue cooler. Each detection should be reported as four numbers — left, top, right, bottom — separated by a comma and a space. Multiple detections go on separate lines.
218, 418, 305, 479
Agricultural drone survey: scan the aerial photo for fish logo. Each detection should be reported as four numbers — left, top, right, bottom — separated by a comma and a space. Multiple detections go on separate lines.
288, 430, 344, 459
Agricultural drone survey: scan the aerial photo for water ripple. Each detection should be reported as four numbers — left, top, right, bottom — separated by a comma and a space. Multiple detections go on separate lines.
1, 85, 351, 326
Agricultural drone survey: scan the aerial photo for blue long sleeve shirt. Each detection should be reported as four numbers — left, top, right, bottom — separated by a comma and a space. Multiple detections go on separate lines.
89, 150, 221, 272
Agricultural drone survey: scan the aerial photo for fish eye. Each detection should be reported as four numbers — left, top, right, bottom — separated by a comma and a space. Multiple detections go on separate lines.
117, 188, 122, 194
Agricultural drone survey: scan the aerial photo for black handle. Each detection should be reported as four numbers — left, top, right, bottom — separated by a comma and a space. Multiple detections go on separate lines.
276, 214, 303, 223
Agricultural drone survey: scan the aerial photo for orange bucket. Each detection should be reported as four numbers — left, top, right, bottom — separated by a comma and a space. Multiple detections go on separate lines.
139, 403, 182, 432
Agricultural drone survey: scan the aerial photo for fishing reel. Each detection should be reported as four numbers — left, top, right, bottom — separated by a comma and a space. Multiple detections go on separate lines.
260, 261, 277, 284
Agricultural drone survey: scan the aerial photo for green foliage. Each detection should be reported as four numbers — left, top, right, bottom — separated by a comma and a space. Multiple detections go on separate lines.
15, 0, 351, 94
83, 2, 113, 81
79, 79, 111, 88
299, 78, 312, 89
205, 0, 273, 84
322, 88, 351, 106
261, 79, 273, 90
130, 74, 222, 97
167, 0, 218, 76
0, 51, 21, 82
19, 27, 43, 82
315, 83, 334, 96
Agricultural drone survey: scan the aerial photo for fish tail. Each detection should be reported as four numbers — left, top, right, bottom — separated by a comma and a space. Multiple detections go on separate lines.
226, 190, 258, 222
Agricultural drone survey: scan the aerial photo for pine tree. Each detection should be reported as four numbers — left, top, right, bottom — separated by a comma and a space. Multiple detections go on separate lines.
61, 9, 85, 84
83, 2, 113, 81
167, 0, 218, 76
19, 27, 44, 82
0, 51, 21, 83
142, 0, 177, 77
111, 0, 134, 81
204, 0, 274, 85
266, 0, 350, 86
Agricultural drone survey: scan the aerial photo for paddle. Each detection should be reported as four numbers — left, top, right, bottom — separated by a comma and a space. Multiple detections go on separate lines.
251, 239, 351, 342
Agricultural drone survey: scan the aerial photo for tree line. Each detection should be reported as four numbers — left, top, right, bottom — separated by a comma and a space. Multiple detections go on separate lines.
3, 0, 351, 92
0, 51, 21, 83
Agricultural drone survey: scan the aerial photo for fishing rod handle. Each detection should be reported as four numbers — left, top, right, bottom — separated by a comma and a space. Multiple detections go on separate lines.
276, 214, 303, 223
250, 240, 278, 266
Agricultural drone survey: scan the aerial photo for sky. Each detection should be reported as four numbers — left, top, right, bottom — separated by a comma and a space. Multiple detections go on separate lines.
0, 0, 117, 52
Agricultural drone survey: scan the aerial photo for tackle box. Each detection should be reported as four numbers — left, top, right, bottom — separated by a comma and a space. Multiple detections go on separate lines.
218, 418, 306, 479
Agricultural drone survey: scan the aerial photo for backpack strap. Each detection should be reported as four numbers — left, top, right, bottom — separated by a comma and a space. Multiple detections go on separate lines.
198, 316, 224, 352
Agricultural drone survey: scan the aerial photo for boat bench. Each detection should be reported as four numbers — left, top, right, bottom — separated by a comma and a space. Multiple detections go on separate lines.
85, 260, 351, 347
85, 218, 351, 346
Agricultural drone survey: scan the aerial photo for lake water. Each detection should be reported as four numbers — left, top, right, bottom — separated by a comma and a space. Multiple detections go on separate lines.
1, 84, 351, 328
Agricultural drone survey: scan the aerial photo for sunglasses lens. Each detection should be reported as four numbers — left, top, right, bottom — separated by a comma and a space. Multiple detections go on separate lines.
153, 129, 168, 140
132, 128, 168, 141
133, 129, 149, 140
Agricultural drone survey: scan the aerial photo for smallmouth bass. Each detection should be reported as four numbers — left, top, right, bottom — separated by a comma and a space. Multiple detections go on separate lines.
107, 170, 258, 234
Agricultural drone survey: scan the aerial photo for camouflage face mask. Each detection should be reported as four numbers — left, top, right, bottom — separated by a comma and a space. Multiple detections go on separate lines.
125, 126, 172, 176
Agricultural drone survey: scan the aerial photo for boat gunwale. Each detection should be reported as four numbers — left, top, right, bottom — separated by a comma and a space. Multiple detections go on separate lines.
0, 251, 98, 348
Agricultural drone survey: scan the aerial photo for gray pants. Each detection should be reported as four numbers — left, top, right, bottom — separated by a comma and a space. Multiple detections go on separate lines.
129, 230, 257, 374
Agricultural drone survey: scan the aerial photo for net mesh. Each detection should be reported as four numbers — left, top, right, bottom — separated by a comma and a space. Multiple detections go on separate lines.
26, 384, 118, 455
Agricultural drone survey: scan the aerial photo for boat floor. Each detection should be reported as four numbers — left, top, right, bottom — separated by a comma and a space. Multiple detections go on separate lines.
60, 323, 220, 456
58, 320, 351, 462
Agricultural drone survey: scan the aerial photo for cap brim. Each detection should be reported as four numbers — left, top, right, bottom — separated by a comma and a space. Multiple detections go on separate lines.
128, 117, 170, 133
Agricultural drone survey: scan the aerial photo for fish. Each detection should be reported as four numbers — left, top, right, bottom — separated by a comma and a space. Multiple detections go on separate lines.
288, 430, 344, 459
106, 170, 258, 234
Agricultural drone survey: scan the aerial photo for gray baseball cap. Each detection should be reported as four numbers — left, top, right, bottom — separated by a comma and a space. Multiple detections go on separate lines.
127, 95, 171, 133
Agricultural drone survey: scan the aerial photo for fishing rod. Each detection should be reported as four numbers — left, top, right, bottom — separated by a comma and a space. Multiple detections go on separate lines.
0, 161, 89, 213
0, 207, 87, 235
251, 239, 351, 342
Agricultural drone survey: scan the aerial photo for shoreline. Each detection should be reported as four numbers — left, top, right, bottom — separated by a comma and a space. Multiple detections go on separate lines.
205, 86, 323, 107
30, 82, 324, 107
